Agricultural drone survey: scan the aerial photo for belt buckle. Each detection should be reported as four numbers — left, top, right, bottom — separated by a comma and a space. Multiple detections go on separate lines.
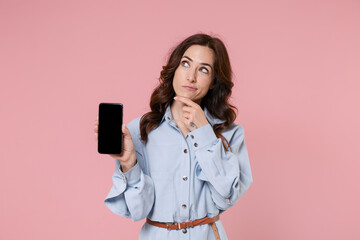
166, 223, 171, 231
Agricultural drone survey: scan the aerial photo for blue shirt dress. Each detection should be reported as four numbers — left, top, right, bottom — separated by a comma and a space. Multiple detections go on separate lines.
104, 105, 253, 239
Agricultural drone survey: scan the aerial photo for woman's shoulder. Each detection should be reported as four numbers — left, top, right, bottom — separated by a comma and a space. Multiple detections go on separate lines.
222, 122, 246, 144
226, 122, 244, 133
204, 107, 246, 141
205, 108, 244, 134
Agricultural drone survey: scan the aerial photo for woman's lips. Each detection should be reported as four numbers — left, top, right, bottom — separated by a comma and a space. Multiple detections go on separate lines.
183, 86, 197, 91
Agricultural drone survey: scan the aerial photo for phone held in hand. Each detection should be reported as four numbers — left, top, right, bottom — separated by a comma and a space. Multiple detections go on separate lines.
98, 103, 123, 154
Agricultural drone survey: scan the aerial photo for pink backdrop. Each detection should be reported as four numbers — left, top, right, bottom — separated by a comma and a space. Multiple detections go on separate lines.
1, 0, 359, 239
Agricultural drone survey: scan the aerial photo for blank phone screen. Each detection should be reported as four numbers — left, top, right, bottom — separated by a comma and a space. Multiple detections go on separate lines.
98, 103, 123, 154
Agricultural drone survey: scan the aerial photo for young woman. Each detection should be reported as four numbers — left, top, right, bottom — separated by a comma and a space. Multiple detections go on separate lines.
95, 33, 253, 239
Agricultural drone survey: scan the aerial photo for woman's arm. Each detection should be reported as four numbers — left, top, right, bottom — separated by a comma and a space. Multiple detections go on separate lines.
191, 123, 253, 211
104, 118, 155, 222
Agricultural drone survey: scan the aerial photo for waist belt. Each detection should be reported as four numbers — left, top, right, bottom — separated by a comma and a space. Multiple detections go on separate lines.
146, 215, 220, 240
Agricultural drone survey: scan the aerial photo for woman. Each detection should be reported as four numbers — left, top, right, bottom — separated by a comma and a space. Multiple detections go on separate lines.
95, 33, 253, 239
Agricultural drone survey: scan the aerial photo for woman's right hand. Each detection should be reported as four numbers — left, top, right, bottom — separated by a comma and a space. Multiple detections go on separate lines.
94, 115, 137, 173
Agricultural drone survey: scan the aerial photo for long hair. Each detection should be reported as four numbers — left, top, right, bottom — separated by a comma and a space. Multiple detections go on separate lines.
140, 33, 237, 151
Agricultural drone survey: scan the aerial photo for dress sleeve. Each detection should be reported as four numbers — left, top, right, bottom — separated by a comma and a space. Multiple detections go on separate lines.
190, 123, 253, 211
104, 118, 155, 222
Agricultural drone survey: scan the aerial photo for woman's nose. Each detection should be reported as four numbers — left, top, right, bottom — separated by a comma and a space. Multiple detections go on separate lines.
187, 69, 197, 82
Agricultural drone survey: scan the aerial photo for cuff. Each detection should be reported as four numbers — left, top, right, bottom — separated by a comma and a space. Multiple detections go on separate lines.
188, 124, 218, 151
123, 162, 141, 186
114, 159, 126, 184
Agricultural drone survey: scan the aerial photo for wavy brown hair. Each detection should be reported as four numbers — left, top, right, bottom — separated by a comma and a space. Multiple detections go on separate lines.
140, 33, 237, 151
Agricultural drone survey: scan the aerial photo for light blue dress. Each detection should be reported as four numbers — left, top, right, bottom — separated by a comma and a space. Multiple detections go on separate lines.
104, 105, 253, 239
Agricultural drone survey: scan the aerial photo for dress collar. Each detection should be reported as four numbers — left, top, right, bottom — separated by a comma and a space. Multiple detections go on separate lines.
161, 104, 225, 126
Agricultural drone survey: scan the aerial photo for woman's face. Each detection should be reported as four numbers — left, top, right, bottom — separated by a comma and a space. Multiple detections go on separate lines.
173, 45, 215, 104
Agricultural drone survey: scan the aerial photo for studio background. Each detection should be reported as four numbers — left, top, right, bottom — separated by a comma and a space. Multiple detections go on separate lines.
1, 0, 359, 239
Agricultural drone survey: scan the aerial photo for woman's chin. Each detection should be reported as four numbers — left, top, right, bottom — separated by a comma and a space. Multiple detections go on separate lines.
176, 93, 191, 99
174, 93, 202, 103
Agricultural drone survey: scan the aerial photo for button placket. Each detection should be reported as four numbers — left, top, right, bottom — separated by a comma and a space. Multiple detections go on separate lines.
180, 141, 190, 220
188, 133, 199, 149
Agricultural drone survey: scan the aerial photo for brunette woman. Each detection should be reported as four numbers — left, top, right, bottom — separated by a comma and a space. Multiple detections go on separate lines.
95, 33, 253, 239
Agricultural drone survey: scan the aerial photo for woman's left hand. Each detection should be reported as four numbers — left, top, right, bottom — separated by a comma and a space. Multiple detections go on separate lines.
174, 96, 209, 131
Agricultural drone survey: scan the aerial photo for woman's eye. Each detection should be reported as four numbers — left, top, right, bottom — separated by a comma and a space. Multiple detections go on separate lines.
200, 67, 209, 73
181, 61, 189, 67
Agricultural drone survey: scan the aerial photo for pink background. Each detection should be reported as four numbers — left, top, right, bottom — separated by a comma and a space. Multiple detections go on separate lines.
1, 0, 359, 239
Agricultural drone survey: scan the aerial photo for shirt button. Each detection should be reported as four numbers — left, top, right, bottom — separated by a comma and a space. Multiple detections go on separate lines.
194, 143, 198, 147
167, 116, 171, 120
182, 204, 187, 209
184, 149, 188, 153
226, 198, 230, 204
182, 229, 187, 234
183, 176, 188, 181
190, 134, 194, 139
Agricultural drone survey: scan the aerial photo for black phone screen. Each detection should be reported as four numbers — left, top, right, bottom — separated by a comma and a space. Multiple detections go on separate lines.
98, 103, 123, 154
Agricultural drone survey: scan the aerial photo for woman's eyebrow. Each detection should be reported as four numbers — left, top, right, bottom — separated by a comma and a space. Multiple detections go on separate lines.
182, 56, 213, 70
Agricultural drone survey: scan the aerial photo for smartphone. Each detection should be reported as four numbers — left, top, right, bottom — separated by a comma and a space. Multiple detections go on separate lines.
98, 103, 123, 154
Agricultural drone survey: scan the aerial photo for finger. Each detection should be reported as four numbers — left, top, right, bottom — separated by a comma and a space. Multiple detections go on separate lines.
183, 112, 191, 120
174, 96, 197, 107
182, 106, 193, 113
182, 116, 196, 128
122, 125, 131, 138
181, 115, 191, 125
94, 125, 98, 133
97, 114, 98, 120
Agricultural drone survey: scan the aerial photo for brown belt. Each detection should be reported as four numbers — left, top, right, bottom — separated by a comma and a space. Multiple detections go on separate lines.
146, 215, 220, 240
